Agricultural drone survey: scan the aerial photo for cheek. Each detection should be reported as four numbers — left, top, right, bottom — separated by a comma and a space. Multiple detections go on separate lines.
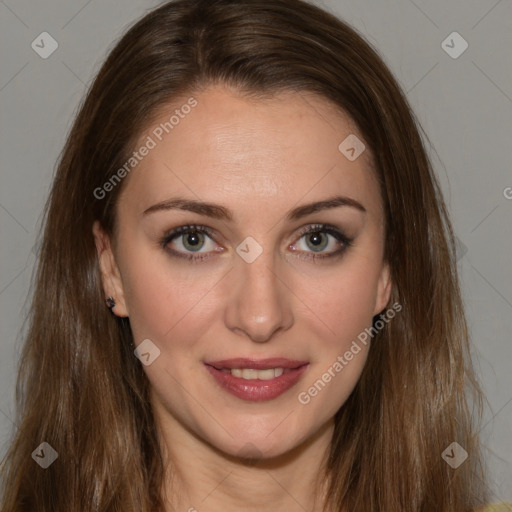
293, 263, 379, 418
296, 257, 383, 348
119, 245, 225, 346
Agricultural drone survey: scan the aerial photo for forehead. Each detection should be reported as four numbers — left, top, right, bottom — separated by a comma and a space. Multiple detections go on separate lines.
118, 86, 382, 220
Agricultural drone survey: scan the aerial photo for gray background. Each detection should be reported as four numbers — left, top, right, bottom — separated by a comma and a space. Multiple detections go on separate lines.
1, 0, 511, 502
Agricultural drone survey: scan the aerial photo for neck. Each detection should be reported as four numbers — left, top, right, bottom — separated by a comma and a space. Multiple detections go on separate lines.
155, 412, 335, 512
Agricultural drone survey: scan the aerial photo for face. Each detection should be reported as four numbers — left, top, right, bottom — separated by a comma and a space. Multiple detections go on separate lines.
93, 85, 391, 460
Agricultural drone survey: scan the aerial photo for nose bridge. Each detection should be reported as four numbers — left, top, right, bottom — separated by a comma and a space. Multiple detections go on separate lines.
224, 240, 294, 342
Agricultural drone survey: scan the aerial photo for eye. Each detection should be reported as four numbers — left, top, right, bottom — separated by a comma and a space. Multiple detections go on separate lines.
160, 224, 220, 261
160, 223, 353, 263
290, 223, 353, 261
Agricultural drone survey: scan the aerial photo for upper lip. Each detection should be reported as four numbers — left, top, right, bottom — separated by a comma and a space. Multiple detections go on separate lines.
205, 358, 309, 370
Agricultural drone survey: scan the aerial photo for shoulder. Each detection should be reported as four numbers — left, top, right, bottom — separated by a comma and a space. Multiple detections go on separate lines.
477, 504, 512, 512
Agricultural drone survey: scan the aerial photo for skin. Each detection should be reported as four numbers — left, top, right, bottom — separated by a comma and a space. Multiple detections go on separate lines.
93, 84, 391, 512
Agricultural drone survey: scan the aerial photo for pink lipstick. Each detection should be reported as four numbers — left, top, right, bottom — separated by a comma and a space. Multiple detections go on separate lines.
204, 358, 309, 402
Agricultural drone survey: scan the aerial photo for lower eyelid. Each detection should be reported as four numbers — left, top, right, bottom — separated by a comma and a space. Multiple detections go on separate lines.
290, 244, 348, 261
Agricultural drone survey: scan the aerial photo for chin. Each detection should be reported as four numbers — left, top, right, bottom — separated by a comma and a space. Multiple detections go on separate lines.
201, 414, 314, 462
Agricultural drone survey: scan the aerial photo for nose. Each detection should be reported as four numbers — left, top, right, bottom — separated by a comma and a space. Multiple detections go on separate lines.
224, 247, 294, 343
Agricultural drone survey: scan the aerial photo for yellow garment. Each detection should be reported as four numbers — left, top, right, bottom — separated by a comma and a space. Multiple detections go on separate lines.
480, 504, 512, 512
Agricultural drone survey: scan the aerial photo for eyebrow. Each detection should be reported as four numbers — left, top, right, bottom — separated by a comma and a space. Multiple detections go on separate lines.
142, 195, 366, 221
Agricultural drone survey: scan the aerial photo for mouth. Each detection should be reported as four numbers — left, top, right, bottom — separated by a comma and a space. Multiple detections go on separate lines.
204, 358, 309, 402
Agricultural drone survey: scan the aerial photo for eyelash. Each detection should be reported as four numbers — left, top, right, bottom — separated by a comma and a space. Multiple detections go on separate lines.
159, 223, 354, 263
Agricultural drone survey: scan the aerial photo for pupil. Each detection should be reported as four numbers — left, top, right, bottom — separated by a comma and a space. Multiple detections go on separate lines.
310, 233, 322, 245
184, 231, 203, 250
307, 232, 327, 251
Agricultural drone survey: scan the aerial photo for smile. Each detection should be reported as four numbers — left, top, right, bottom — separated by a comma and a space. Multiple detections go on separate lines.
204, 358, 309, 401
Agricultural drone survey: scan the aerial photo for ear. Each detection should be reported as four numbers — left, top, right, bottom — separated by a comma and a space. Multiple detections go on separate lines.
92, 220, 129, 317
373, 262, 392, 316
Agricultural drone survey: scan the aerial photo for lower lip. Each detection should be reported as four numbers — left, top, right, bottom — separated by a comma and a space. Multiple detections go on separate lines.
205, 364, 309, 402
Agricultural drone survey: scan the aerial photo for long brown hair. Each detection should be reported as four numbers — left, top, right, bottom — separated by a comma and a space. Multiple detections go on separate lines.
1, 0, 487, 510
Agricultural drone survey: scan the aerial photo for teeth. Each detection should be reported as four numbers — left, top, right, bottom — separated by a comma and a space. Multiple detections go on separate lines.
229, 368, 284, 380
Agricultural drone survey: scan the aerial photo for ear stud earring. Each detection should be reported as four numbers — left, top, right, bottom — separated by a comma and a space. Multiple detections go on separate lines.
105, 297, 116, 310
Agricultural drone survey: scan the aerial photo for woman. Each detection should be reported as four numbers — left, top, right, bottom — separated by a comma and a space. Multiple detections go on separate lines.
1, 0, 506, 510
